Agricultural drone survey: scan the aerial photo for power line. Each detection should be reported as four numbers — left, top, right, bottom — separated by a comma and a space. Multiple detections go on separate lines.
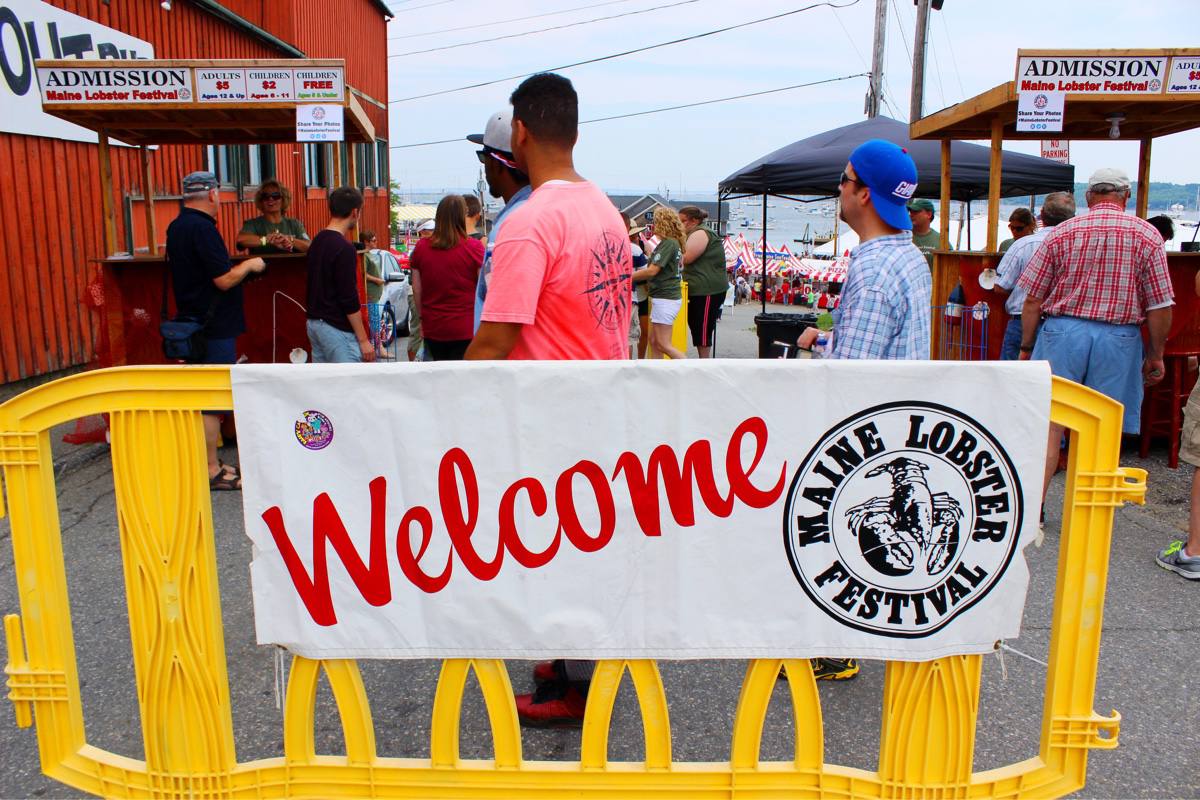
890, 0, 912, 68
389, 0, 641, 41
386, 0, 456, 13
939, 10, 966, 101
389, 72, 869, 149
390, 0, 701, 58
390, 0, 861, 103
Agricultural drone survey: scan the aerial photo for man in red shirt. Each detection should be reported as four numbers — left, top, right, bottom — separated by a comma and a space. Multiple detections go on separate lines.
466, 72, 631, 726
1017, 167, 1172, 502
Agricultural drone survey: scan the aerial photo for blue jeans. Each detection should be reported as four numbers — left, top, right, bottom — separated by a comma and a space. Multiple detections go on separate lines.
201, 336, 236, 415
999, 317, 1023, 361
306, 319, 362, 363
1032, 316, 1144, 434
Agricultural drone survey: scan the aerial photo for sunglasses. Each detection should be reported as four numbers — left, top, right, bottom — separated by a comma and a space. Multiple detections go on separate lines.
839, 170, 862, 188
1009, 222, 1029, 231
261, 192, 282, 200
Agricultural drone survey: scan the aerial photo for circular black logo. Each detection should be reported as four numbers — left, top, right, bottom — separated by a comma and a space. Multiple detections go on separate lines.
783, 402, 1023, 638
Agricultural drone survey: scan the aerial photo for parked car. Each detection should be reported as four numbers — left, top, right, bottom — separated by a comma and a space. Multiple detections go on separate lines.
369, 248, 411, 346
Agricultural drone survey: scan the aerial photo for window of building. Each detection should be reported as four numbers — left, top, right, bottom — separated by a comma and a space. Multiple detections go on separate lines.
203, 144, 276, 190
304, 143, 329, 188
377, 139, 389, 188
246, 145, 275, 186
355, 142, 378, 188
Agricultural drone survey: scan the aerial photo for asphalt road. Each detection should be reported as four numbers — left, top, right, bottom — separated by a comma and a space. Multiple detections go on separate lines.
0, 302, 1196, 799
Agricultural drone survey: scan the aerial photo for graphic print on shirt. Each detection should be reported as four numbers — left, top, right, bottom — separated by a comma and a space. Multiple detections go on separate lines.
583, 229, 633, 332
783, 402, 1023, 638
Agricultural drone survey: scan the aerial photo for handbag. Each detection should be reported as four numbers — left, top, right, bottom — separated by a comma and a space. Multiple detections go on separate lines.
160, 260, 219, 363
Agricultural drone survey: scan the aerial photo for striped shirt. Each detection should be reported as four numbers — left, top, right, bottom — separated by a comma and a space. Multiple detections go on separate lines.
1017, 202, 1173, 325
829, 232, 932, 360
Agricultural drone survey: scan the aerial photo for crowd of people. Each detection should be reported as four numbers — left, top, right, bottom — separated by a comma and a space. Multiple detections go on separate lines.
163, 67, 1196, 727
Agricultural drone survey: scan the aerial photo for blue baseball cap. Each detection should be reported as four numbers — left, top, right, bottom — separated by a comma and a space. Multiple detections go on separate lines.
848, 139, 918, 231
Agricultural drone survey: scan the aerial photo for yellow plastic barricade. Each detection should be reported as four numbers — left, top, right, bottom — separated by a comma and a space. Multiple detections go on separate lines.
1, 367, 1142, 799
647, 281, 691, 358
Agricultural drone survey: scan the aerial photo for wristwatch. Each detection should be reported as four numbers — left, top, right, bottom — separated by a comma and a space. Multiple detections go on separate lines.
1019, 345, 1034, 353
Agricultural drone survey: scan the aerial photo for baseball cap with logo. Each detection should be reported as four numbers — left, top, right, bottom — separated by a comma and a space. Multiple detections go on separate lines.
847, 139, 919, 231
1087, 167, 1131, 191
467, 109, 518, 169
182, 171, 218, 193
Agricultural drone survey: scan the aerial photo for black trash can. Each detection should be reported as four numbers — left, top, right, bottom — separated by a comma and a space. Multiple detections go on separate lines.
754, 312, 818, 358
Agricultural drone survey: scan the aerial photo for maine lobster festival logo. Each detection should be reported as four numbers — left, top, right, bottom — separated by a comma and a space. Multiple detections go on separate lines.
295, 410, 334, 451
784, 402, 1023, 638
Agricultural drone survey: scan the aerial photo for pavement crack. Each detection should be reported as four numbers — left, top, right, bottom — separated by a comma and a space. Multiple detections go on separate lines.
60, 486, 116, 535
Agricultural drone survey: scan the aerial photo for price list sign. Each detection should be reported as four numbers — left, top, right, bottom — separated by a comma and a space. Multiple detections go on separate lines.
247, 68, 296, 102
196, 68, 247, 102
1168, 57, 1200, 93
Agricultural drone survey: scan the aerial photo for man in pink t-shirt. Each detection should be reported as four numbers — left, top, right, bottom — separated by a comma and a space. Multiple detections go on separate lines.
465, 72, 631, 728
467, 73, 631, 363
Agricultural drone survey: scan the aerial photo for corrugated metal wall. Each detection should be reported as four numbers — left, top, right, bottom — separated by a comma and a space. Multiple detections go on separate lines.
0, 0, 390, 383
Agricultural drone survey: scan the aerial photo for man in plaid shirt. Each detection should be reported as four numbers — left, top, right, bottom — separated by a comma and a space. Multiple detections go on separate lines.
798, 139, 931, 360
1017, 166, 1173, 497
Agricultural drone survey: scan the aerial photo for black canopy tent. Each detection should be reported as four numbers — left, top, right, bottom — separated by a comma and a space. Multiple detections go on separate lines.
718, 116, 1074, 200
717, 116, 1075, 313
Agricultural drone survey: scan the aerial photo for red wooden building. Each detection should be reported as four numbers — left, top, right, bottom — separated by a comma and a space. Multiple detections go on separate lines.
0, 0, 392, 383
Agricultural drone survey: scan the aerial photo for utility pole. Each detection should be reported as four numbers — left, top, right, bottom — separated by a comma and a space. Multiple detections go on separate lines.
866, 0, 888, 118
909, 0, 931, 123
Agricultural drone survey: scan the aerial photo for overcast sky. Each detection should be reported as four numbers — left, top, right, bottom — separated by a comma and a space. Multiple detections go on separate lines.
385, 0, 1199, 196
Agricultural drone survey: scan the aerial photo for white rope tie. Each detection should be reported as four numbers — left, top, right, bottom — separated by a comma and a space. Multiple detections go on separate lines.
994, 640, 1050, 677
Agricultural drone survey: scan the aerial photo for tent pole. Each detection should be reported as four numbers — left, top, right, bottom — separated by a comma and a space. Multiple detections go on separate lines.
966, 200, 971, 250
986, 116, 1002, 252
1136, 137, 1152, 218
140, 145, 158, 256
761, 192, 768, 315
939, 139, 951, 250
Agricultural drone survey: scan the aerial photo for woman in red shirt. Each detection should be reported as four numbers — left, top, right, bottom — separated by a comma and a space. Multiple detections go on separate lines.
409, 194, 485, 360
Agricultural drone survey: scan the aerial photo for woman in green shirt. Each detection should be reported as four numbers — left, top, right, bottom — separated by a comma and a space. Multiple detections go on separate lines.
632, 207, 686, 359
236, 180, 310, 254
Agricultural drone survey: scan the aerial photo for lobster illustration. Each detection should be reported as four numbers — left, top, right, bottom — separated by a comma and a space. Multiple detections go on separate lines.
845, 456, 964, 577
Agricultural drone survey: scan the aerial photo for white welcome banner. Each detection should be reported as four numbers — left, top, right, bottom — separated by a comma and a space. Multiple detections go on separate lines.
233, 361, 1051, 661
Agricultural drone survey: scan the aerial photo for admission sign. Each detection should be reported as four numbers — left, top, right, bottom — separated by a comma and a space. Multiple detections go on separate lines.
233, 361, 1051, 661
1016, 50, 1200, 95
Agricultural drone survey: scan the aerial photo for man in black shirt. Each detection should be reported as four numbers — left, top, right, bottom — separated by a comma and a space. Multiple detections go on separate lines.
165, 171, 266, 489
305, 186, 374, 362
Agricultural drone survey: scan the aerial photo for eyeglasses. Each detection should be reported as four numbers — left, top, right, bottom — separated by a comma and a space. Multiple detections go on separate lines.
1008, 222, 1029, 232
476, 150, 487, 165
261, 192, 282, 200
839, 170, 862, 188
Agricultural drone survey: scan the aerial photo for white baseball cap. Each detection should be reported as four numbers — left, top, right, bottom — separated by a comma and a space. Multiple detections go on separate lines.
467, 109, 518, 168
1087, 167, 1131, 191
417, 220, 435, 232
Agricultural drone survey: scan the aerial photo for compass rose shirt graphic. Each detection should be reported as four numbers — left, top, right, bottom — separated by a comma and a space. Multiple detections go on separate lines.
481, 180, 633, 360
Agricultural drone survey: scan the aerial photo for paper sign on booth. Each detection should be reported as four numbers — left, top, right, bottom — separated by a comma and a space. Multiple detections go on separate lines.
233, 361, 1051, 661
296, 104, 343, 142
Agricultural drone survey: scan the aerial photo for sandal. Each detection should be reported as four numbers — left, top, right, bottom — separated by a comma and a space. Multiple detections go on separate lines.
209, 463, 241, 491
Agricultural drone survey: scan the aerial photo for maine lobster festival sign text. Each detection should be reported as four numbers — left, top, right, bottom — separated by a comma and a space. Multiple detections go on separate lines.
233, 361, 1050, 661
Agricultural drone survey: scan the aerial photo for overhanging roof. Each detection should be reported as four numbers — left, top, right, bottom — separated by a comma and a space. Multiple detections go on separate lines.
34, 59, 375, 145
912, 80, 1200, 141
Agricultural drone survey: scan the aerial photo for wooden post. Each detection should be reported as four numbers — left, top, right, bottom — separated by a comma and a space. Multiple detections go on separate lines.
939, 139, 951, 250
346, 143, 359, 242
986, 117, 1003, 252
97, 129, 119, 256
1136, 137, 1152, 218
332, 143, 342, 186
139, 146, 158, 256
